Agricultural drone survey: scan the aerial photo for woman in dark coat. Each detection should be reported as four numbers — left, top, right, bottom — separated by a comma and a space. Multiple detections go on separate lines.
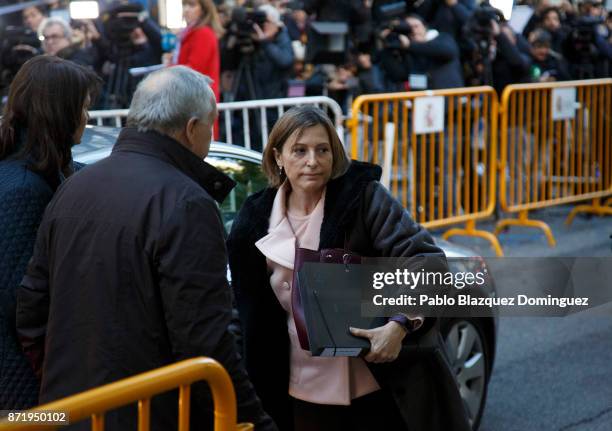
227, 106, 470, 431
0, 55, 99, 409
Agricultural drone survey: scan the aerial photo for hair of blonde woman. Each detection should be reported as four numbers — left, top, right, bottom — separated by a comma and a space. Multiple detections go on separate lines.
193, 0, 225, 38
262, 106, 350, 188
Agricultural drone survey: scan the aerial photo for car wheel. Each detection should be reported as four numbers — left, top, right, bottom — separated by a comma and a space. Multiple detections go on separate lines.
443, 318, 489, 430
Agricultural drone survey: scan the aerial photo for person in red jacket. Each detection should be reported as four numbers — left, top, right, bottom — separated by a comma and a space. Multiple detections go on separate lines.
176, 0, 224, 101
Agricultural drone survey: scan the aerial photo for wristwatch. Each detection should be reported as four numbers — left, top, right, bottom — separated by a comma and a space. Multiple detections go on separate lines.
389, 314, 424, 334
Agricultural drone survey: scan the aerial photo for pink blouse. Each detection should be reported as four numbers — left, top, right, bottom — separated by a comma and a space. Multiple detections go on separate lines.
255, 182, 380, 405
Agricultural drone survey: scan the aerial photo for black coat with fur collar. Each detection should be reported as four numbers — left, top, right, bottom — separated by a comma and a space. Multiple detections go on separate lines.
227, 161, 470, 431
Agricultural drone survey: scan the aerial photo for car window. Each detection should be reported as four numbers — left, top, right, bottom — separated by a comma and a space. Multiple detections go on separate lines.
206, 155, 268, 232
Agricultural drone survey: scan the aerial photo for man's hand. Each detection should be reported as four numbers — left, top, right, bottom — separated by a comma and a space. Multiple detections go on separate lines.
253, 22, 279, 42
350, 321, 407, 363
379, 28, 392, 40
560, 0, 575, 14
357, 53, 372, 69
84, 20, 100, 41
501, 24, 516, 44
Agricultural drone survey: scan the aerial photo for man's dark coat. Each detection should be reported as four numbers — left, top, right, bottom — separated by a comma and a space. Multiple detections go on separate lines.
16, 128, 276, 430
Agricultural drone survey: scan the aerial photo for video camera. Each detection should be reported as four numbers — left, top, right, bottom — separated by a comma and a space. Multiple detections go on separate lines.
563, 16, 605, 77
461, 4, 502, 85
0, 26, 40, 90
101, 2, 144, 52
465, 4, 501, 50
374, 1, 412, 49
564, 16, 603, 54
225, 7, 268, 54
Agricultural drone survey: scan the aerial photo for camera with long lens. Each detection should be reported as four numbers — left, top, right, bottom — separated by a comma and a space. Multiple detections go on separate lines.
373, 1, 411, 50
563, 16, 604, 67
225, 7, 268, 54
101, 2, 143, 53
461, 4, 501, 85
0, 26, 40, 91
382, 21, 413, 49
464, 5, 500, 54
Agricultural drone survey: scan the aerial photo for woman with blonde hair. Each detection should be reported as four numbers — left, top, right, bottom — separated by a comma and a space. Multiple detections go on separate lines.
228, 106, 471, 431
176, 0, 224, 101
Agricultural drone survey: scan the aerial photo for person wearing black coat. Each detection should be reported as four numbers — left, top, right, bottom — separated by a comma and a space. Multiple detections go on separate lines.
380, 14, 464, 90
15, 66, 276, 431
492, 24, 532, 94
227, 106, 471, 431
528, 29, 571, 82
0, 56, 99, 409
418, 0, 476, 40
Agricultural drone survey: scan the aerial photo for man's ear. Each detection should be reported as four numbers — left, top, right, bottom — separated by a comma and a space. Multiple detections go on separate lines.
185, 117, 199, 149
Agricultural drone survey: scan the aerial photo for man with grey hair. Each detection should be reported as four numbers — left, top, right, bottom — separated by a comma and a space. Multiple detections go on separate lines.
38, 17, 72, 55
16, 66, 277, 431
39, 17, 97, 67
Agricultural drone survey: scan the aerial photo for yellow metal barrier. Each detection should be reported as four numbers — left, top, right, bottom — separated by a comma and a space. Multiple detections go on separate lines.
348, 87, 502, 256
0, 357, 253, 431
496, 79, 612, 244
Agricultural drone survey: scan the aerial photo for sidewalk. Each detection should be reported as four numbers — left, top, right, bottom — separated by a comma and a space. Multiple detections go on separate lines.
430, 204, 611, 258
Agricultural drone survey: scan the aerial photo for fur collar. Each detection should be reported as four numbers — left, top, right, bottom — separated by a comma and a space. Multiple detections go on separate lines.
232, 160, 381, 247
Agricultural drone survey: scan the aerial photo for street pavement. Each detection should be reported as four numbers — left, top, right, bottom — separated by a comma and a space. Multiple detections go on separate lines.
430, 204, 612, 431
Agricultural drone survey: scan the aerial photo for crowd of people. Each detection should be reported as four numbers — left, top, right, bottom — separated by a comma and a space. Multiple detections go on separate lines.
0, 0, 610, 111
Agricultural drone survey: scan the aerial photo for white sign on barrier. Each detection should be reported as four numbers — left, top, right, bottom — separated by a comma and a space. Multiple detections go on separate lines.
414, 96, 445, 135
551, 87, 577, 121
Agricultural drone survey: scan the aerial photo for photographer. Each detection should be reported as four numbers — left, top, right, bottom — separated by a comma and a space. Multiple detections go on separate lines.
96, 2, 163, 108
356, 52, 386, 94
125, 20, 163, 69
562, 0, 611, 78
418, 0, 476, 40
522, 0, 576, 38
540, 7, 570, 53
462, 5, 518, 87
381, 14, 463, 90
22, 5, 46, 32
38, 17, 97, 68
0, 26, 41, 95
375, 22, 412, 92
231, 4, 294, 100
100, 4, 162, 70
492, 22, 532, 93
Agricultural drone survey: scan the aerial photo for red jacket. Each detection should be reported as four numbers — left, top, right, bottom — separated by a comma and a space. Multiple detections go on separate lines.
178, 25, 220, 101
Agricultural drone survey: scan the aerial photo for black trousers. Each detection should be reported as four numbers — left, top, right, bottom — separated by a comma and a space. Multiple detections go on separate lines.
293, 389, 408, 431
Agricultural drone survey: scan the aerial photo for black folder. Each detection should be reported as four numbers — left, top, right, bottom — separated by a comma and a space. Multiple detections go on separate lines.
297, 262, 379, 357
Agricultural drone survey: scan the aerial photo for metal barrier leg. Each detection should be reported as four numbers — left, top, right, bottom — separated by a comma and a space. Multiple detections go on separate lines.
565, 198, 612, 226
494, 210, 556, 247
91, 413, 105, 431
442, 220, 505, 257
